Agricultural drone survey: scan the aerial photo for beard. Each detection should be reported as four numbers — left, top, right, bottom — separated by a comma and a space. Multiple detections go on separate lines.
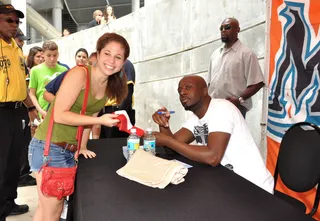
183, 102, 198, 111
221, 36, 229, 43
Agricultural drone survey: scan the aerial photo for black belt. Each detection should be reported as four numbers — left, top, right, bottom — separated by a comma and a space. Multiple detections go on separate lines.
0, 101, 24, 109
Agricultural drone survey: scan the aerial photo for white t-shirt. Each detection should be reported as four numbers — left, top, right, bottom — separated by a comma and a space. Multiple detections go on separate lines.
182, 99, 274, 194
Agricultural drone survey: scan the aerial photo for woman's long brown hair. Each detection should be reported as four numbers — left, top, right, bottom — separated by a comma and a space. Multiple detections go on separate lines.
103, 5, 116, 23
26, 46, 43, 69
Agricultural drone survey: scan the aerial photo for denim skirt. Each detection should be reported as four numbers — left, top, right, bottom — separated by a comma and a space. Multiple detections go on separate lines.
28, 137, 76, 172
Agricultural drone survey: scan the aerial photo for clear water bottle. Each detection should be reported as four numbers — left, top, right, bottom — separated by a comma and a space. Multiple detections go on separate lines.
143, 128, 156, 155
60, 199, 68, 221
127, 128, 140, 161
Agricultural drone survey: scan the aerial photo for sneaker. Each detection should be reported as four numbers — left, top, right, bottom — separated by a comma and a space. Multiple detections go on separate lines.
18, 175, 36, 187
8, 202, 29, 216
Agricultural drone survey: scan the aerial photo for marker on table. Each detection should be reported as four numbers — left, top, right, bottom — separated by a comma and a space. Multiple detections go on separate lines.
157, 111, 175, 115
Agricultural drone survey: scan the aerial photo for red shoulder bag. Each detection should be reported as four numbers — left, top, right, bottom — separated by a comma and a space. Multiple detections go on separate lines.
40, 65, 90, 200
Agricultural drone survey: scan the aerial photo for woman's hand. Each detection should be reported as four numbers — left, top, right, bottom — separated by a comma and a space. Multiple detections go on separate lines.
79, 148, 96, 159
39, 109, 47, 118
99, 114, 120, 127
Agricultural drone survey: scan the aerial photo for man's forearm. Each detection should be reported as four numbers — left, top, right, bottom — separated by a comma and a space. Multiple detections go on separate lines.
241, 82, 264, 100
166, 138, 220, 166
23, 93, 35, 108
159, 126, 174, 137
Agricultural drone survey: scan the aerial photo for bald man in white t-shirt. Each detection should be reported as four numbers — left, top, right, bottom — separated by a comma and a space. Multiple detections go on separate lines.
152, 75, 274, 194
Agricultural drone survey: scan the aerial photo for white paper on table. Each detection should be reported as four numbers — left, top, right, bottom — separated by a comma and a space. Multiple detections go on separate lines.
122, 146, 193, 168
172, 159, 193, 169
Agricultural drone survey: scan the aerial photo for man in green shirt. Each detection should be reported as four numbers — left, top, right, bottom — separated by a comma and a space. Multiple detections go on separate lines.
29, 40, 68, 118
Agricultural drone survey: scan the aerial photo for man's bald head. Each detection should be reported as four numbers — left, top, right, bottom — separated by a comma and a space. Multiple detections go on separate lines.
180, 75, 207, 90
178, 75, 210, 112
223, 18, 239, 29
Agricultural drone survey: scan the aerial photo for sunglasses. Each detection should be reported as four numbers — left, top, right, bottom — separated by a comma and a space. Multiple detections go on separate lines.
0, 18, 22, 25
219, 24, 232, 31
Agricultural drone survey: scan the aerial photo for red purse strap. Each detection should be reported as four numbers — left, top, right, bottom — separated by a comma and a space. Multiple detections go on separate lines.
44, 65, 90, 160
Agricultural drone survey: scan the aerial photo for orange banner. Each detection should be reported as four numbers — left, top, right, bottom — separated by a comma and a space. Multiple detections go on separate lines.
267, 0, 320, 219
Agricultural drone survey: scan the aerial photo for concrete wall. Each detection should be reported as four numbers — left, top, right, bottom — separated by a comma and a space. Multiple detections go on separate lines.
145, 0, 163, 6
24, 0, 268, 159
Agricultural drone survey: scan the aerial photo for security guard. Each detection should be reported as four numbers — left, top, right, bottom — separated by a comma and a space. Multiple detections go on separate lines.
0, 4, 38, 220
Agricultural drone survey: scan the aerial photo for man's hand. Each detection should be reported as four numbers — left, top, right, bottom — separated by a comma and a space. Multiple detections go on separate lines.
79, 147, 97, 159
226, 96, 240, 106
28, 109, 40, 125
28, 109, 40, 136
152, 107, 171, 128
153, 131, 171, 146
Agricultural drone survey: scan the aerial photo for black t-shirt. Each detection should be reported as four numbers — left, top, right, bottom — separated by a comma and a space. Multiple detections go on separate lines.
124, 60, 135, 85
88, 20, 99, 28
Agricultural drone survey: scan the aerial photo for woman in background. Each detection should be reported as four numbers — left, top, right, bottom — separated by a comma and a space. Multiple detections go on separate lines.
88, 52, 97, 66
26, 46, 44, 72
75, 48, 89, 66
101, 5, 116, 24
62, 28, 70, 37
25, 46, 44, 137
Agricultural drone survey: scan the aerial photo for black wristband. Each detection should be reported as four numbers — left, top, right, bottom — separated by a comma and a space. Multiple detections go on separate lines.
28, 106, 36, 112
